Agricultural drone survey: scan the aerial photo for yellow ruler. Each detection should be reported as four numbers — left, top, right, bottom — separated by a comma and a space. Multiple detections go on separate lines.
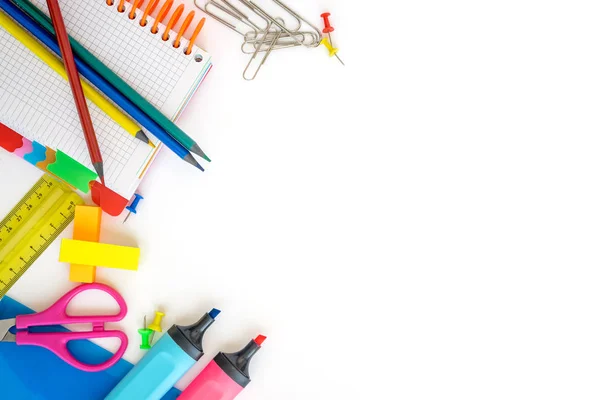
0, 174, 84, 297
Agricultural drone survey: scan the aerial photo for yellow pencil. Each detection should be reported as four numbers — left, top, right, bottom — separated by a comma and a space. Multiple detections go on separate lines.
0, 12, 154, 147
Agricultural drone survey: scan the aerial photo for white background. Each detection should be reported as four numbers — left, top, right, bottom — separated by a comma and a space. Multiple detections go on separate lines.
5, 0, 600, 399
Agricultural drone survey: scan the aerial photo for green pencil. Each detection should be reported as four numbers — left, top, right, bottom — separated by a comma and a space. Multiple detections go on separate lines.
12, 0, 211, 163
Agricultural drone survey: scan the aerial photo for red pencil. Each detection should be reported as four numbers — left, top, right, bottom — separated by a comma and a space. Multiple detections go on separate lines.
46, 0, 105, 184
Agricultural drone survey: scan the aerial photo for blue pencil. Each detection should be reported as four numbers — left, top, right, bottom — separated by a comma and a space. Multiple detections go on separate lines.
0, 0, 203, 171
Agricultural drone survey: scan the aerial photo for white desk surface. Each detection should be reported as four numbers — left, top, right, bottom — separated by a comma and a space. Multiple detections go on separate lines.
6, 0, 600, 398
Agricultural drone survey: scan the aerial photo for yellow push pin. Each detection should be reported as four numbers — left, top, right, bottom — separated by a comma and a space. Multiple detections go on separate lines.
321, 38, 345, 66
148, 311, 165, 344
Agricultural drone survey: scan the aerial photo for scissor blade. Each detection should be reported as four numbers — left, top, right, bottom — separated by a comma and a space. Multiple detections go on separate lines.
0, 318, 16, 342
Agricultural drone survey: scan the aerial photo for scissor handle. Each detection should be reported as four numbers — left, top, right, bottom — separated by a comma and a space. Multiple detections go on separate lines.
16, 329, 128, 372
16, 283, 127, 329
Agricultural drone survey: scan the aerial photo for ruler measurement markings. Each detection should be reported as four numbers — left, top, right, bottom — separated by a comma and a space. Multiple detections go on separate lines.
0, 178, 52, 245
0, 176, 83, 298
0, 198, 78, 296
0, 188, 62, 262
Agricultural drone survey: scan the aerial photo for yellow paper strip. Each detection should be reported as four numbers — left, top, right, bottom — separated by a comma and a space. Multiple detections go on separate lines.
59, 239, 140, 271
70, 206, 102, 283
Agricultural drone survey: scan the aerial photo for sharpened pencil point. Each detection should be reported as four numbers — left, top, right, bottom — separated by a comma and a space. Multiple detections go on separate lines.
93, 162, 105, 184
135, 130, 153, 146
190, 143, 211, 162
184, 153, 204, 171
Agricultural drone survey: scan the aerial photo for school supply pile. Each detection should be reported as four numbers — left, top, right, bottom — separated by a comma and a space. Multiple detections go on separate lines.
0, 167, 267, 398
0, 0, 288, 397
106, 307, 266, 400
195, 0, 344, 79
0, 0, 212, 215
0, 295, 182, 399
25, 0, 211, 161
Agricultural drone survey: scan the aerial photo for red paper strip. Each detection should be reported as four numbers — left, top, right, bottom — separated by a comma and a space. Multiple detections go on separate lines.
90, 181, 129, 216
0, 123, 24, 152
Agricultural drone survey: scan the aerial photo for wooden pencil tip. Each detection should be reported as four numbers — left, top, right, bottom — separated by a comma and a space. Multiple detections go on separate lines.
190, 143, 211, 162
135, 130, 154, 147
184, 153, 204, 172
93, 162, 105, 185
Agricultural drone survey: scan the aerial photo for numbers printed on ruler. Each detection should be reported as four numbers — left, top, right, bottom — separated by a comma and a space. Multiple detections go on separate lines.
1, 178, 53, 243
0, 175, 84, 297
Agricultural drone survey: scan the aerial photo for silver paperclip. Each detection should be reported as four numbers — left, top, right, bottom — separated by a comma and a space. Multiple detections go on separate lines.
193, 0, 333, 79
243, 20, 282, 80
271, 0, 322, 45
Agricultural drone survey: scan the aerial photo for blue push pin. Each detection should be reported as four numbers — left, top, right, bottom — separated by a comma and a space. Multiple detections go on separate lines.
123, 193, 143, 224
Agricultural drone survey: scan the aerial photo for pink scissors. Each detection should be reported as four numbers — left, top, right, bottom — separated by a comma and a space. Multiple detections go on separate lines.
0, 283, 128, 372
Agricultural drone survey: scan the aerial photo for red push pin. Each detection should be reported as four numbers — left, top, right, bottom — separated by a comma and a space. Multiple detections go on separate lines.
321, 12, 335, 41
320, 12, 344, 66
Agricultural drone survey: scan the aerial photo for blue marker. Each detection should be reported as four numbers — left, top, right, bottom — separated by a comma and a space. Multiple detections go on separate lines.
123, 193, 143, 224
105, 309, 220, 400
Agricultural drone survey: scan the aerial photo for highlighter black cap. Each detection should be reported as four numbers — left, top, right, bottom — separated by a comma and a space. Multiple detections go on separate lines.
168, 308, 220, 361
214, 335, 266, 388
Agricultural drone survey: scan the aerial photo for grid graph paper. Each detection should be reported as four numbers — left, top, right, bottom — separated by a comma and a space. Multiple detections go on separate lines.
30, 0, 211, 113
0, 0, 211, 199
0, 26, 144, 188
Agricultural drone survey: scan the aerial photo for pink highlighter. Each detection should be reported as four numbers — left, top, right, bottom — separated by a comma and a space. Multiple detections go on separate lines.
178, 335, 266, 400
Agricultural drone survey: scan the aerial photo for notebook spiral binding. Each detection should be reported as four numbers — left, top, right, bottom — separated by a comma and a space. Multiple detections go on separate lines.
106, 0, 206, 55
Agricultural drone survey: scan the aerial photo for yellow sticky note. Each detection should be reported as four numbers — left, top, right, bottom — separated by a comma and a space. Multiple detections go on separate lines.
70, 206, 102, 283
60, 239, 140, 271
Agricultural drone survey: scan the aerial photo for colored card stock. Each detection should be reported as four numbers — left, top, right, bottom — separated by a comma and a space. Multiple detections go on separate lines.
0, 122, 98, 193
0, 123, 129, 215
0, 296, 181, 400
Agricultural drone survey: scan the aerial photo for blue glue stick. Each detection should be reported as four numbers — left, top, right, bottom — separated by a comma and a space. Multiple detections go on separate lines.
105, 308, 221, 400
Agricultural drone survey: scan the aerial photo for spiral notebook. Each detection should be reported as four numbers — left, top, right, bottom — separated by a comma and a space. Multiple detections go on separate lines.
0, 0, 211, 201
